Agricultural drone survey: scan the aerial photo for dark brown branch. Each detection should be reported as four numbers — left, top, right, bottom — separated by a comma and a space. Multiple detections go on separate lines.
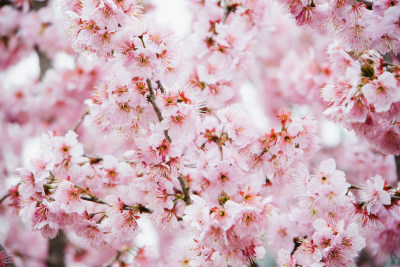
291, 236, 305, 256
146, 79, 163, 122
136, 204, 153, 214
356, 0, 373, 9
345, 185, 362, 195
146, 79, 172, 142
146, 79, 192, 205
32, 0, 51, 79
35, 46, 51, 81
46, 231, 66, 267
32, 4, 63, 267
0, 1, 12, 7
83, 154, 103, 164
222, 0, 237, 23
249, 259, 259, 267
395, 155, 400, 182
222, 0, 229, 23
0, 193, 10, 205
81, 195, 153, 214
80, 195, 110, 206
123, 203, 153, 214
72, 110, 90, 132
83, 154, 137, 165
31, 0, 49, 11
177, 174, 192, 205
156, 80, 165, 94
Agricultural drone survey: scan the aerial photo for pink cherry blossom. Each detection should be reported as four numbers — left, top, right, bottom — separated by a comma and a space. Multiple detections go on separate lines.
0, 0, 400, 266
359, 175, 391, 214
363, 71, 400, 112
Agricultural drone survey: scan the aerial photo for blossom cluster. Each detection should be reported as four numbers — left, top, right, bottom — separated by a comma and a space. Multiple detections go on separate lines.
0, 3, 70, 70
278, 0, 400, 54
323, 43, 400, 154
185, 0, 275, 109
0, 0, 400, 266
275, 160, 400, 266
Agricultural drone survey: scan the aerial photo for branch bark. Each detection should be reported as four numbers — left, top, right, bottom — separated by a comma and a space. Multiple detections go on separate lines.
0, 193, 10, 205
46, 231, 66, 267
395, 155, 400, 182
35, 46, 51, 81
72, 110, 90, 132
177, 174, 192, 205
31, 0, 49, 11
146, 79, 172, 142
156, 80, 165, 94
31, 3, 65, 266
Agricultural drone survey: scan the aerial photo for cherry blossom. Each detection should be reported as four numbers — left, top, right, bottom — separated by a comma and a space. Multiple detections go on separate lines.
0, 0, 400, 266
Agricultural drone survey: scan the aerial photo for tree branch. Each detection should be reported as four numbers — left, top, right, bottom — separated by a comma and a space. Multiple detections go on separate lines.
177, 174, 192, 205
46, 231, 66, 267
146, 79, 192, 205
83, 154, 103, 164
356, 0, 373, 9
72, 110, 90, 132
81, 195, 153, 213
290, 236, 305, 256
156, 80, 165, 94
146, 79, 171, 142
249, 259, 259, 267
395, 155, 400, 182
35, 46, 51, 81
31, 0, 49, 11
0, 193, 10, 205
146, 79, 163, 122
80, 195, 110, 206
105, 250, 122, 267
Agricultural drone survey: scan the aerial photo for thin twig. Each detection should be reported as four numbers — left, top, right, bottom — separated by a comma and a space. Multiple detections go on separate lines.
177, 174, 192, 205
222, 0, 229, 23
123, 204, 153, 214
81, 195, 153, 213
146, 79, 163, 122
346, 185, 362, 195
356, 0, 373, 8
0, 193, 10, 205
156, 80, 165, 94
395, 155, 400, 182
72, 110, 90, 132
146, 79, 172, 142
290, 237, 305, 256
146, 79, 192, 205
83, 154, 103, 164
83, 154, 136, 165
105, 250, 122, 267
222, 0, 235, 24
80, 195, 110, 205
